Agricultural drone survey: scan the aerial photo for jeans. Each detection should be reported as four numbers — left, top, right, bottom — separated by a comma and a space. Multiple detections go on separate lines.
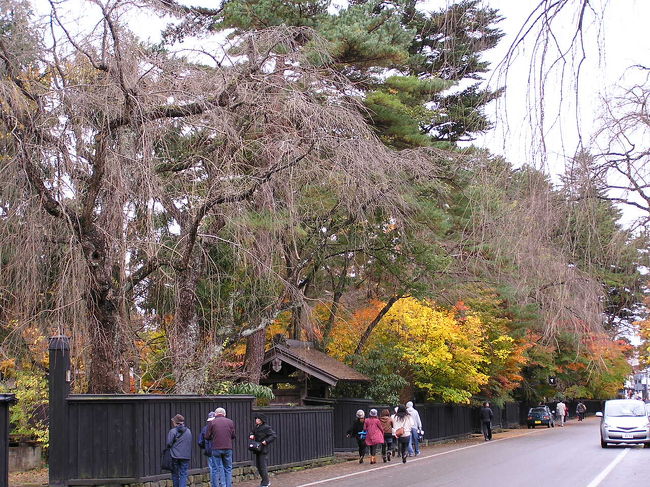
408, 427, 420, 455
211, 449, 233, 487
381, 434, 393, 458
255, 452, 270, 486
398, 436, 410, 459
171, 458, 189, 487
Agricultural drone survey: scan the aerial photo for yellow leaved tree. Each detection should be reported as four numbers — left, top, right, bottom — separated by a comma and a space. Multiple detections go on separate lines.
376, 297, 488, 403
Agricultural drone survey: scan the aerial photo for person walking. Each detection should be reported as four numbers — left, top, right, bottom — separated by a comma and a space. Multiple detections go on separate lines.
198, 412, 217, 486
379, 409, 394, 462
249, 413, 276, 487
576, 401, 586, 421
166, 414, 192, 487
362, 409, 385, 464
205, 407, 236, 487
479, 402, 493, 441
346, 410, 367, 463
406, 401, 422, 456
555, 400, 567, 427
392, 405, 414, 463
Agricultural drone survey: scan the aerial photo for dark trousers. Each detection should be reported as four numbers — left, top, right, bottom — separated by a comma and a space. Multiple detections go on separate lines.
398, 436, 410, 458
381, 434, 393, 457
356, 438, 367, 458
481, 421, 492, 440
255, 452, 269, 486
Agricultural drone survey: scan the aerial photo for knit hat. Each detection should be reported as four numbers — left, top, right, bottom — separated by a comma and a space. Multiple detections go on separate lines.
369, 408, 378, 417
356, 409, 365, 418
172, 414, 185, 425
206, 411, 216, 421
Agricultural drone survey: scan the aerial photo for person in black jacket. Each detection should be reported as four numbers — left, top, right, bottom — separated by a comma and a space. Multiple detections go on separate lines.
249, 413, 276, 487
345, 409, 367, 463
479, 402, 493, 441
167, 414, 192, 487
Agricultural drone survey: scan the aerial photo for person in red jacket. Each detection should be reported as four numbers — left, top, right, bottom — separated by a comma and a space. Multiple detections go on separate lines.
363, 409, 385, 465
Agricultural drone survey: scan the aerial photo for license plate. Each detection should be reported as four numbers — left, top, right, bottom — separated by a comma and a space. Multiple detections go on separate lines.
535, 421, 541, 424
622, 433, 633, 439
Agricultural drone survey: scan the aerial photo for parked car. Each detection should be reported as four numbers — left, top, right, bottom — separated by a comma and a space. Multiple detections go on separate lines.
527, 406, 555, 428
597, 399, 650, 448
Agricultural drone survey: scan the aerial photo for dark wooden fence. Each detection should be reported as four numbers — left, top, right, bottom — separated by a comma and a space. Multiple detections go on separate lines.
47, 337, 607, 485
48, 338, 335, 486
252, 406, 334, 467
1, 393, 17, 487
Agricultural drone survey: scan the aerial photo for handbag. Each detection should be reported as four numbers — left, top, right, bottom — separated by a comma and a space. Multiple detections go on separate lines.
248, 439, 263, 453
358, 430, 367, 440
162, 430, 182, 472
395, 427, 405, 438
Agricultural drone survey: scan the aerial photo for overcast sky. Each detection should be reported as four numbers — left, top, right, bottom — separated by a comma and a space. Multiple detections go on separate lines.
35, 0, 650, 216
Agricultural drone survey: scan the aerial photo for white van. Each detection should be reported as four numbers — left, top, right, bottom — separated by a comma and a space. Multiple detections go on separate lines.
596, 399, 650, 448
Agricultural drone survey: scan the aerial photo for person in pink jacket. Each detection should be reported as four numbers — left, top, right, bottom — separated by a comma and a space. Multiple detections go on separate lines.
363, 409, 385, 465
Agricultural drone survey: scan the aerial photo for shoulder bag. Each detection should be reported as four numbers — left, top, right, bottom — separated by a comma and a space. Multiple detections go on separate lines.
162, 430, 182, 472
248, 439, 263, 453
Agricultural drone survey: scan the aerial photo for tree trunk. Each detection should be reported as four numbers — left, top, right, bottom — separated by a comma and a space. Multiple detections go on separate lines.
170, 262, 202, 393
83, 227, 124, 394
353, 294, 402, 358
319, 258, 350, 349
244, 328, 267, 384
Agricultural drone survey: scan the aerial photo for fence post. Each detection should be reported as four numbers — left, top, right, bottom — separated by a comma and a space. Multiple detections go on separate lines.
49, 336, 71, 487
0, 393, 17, 487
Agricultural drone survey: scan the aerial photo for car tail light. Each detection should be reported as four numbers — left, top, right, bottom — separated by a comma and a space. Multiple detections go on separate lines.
543, 416, 549, 419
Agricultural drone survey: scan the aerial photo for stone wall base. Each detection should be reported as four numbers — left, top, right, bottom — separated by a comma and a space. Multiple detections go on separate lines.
9, 444, 43, 472
112, 457, 337, 487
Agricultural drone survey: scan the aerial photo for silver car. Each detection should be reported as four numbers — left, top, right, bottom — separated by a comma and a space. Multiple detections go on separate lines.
597, 399, 650, 448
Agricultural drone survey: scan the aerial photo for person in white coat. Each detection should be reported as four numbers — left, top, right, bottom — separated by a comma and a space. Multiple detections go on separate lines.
406, 401, 422, 456
555, 400, 567, 427
393, 405, 414, 463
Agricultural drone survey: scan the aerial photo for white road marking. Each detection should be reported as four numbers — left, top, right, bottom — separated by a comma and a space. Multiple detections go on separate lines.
295, 430, 543, 487
585, 448, 630, 487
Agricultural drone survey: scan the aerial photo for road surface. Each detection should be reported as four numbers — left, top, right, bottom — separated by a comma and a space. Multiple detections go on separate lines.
237, 417, 650, 487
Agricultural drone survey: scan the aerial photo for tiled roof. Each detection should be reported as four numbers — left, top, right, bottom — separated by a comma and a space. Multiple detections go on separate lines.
262, 340, 370, 385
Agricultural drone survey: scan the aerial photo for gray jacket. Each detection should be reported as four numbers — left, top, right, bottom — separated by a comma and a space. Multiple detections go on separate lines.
167, 425, 192, 460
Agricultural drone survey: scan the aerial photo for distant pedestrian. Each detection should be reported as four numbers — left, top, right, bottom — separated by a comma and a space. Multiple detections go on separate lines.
379, 409, 394, 462
555, 400, 566, 427
346, 409, 367, 463
406, 401, 422, 456
249, 413, 276, 487
576, 402, 586, 421
166, 414, 192, 487
362, 409, 385, 464
392, 405, 414, 463
198, 412, 216, 485
205, 407, 236, 487
480, 402, 493, 441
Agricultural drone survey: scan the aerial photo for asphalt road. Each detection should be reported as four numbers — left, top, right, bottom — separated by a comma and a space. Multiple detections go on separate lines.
238, 417, 650, 487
